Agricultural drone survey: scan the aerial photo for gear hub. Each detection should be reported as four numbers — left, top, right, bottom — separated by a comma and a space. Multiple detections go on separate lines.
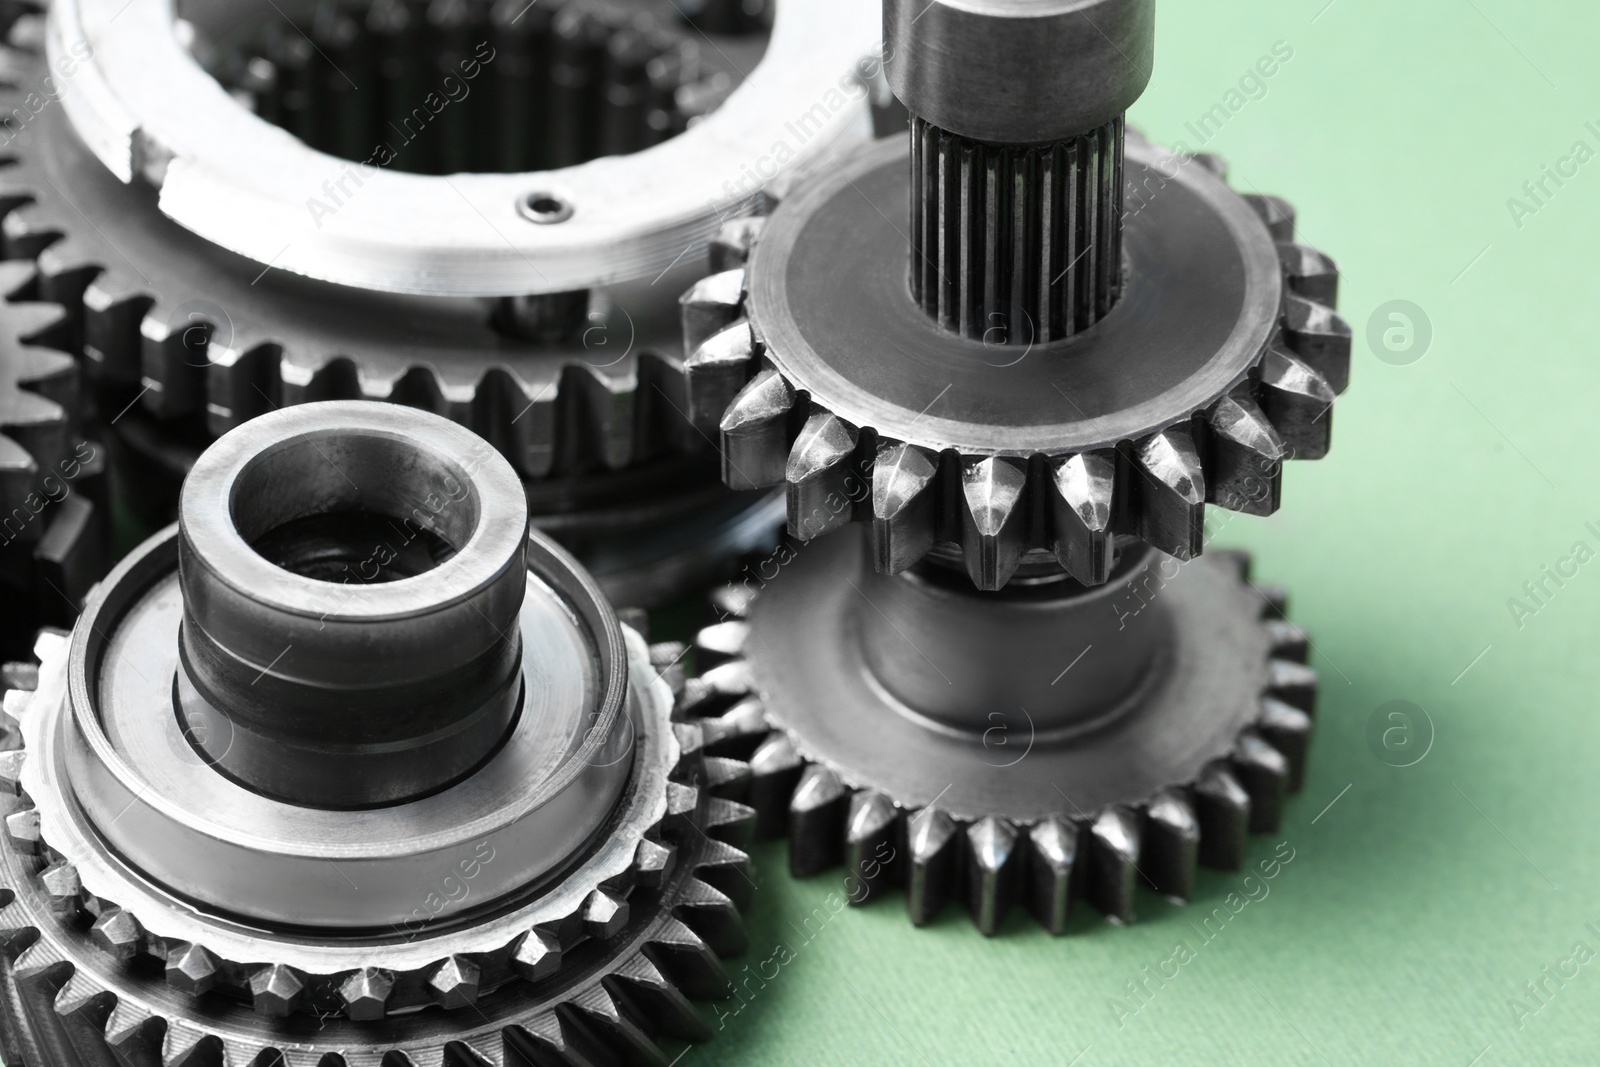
0, 401, 755, 1064
678, 0, 1348, 932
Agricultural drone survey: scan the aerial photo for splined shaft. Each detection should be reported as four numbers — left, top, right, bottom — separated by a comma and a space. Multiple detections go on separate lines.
909, 115, 1125, 344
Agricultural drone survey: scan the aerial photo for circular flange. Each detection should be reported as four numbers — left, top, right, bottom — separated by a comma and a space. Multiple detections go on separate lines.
681, 531, 1320, 933
748, 137, 1281, 458
47, 0, 879, 295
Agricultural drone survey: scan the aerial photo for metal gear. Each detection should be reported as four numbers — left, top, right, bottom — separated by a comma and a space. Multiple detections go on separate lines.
0, 401, 757, 1064
0, 2, 875, 603
0, 258, 105, 659
680, 1, 1350, 591
681, 537, 1316, 934
675, 0, 1343, 935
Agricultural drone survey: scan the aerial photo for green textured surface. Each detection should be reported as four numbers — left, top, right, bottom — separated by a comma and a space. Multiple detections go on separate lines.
692, 3, 1600, 1065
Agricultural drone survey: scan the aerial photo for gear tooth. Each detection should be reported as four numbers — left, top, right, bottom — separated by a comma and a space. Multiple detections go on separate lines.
1025, 816, 1079, 935
0, 748, 24, 796
680, 267, 746, 356
54, 987, 116, 1048
441, 1039, 496, 1067
693, 620, 748, 668
169, 1035, 226, 1067
708, 216, 766, 272
1, 201, 63, 258
1267, 659, 1319, 714
672, 877, 747, 956
1283, 292, 1351, 394
165, 942, 220, 996
959, 456, 1028, 591
634, 838, 676, 890
1255, 584, 1290, 619
697, 696, 769, 758
1259, 698, 1314, 793
785, 412, 860, 542
38, 861, 82, 917
677, 658, 754, 716
1277, 242, 1339, 307
965, 816, 1021, 936
1087, 807, 1141, 923
564, 363, 637, 471
581, 889, 630, 940
703, 755, 750, 802
609, 954, 711, 1045
6, 301, 72, 347
692, 829, 755, 907
4, 806, 40, 854
905, 806, 962, 927
644, 917, 730, 1002
683, 320, 754, 433
1194, 762, 1251, 870
1049, 451, 1116, 585
719, 368, 795, 489
1231, 731, 1289, 834
1142, 792, 1200, 902
709, 583, 757, 620
1243, 193, 1296, 241
747, 732, 804, 839
427, 956, 481, 1009
843, 791, 900, 902
501, 1023, 575, 1067
870, 441, 939, 574
82, 283, 153, 387
563, 987, 662, 1067
105, 1014, 168, 1067
88, 907, 143, 960
703, 791, 757, 852
1207, 396, 1284, 517
338, 967, 394, 1021
510, 928, 562, 983
1258, 346, 1335, 462
249, 963, 307, 1017
787, 763, 849, 876
0, 924, 40, 964
1209, 548, 1253, 581
1135, 426, 1206, 560
1266, 619, 1310, 663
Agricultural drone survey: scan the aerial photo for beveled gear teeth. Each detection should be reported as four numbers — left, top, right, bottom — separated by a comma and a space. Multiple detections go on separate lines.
679, 155, 1351, 586
679, 553, 1319, 935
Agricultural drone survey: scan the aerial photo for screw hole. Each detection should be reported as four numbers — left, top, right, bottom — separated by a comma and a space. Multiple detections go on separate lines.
518, 192, 574, 225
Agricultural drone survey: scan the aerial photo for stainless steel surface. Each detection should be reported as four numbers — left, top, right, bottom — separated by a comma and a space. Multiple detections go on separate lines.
177, 404, 533, 806
683, 535, 1318, 933
681, 136, 1350, 589
883, 0, 1155, 144
47, 0, 878, 296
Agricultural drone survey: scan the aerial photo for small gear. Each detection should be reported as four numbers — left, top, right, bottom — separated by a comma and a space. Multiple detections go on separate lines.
680, 3, 1351, 591
675, 0, 1343, 935
681, 538, 1316, 934
0, 258, 105, 658
0, 401, 755, 1064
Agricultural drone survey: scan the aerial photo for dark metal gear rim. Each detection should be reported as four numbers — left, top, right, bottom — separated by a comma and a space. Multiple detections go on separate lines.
681, 537, 1318, 933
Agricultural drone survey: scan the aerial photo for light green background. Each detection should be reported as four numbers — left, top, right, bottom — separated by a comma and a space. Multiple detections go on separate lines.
694, 2, 1600, 1064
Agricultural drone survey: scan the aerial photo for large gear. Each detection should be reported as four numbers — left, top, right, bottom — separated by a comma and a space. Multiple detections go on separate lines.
681, 537, 1316, 934
0, 0, 877, 605
0, 259, 104, 658
0, 401, 756, 1064
675, 0, 1346, 935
